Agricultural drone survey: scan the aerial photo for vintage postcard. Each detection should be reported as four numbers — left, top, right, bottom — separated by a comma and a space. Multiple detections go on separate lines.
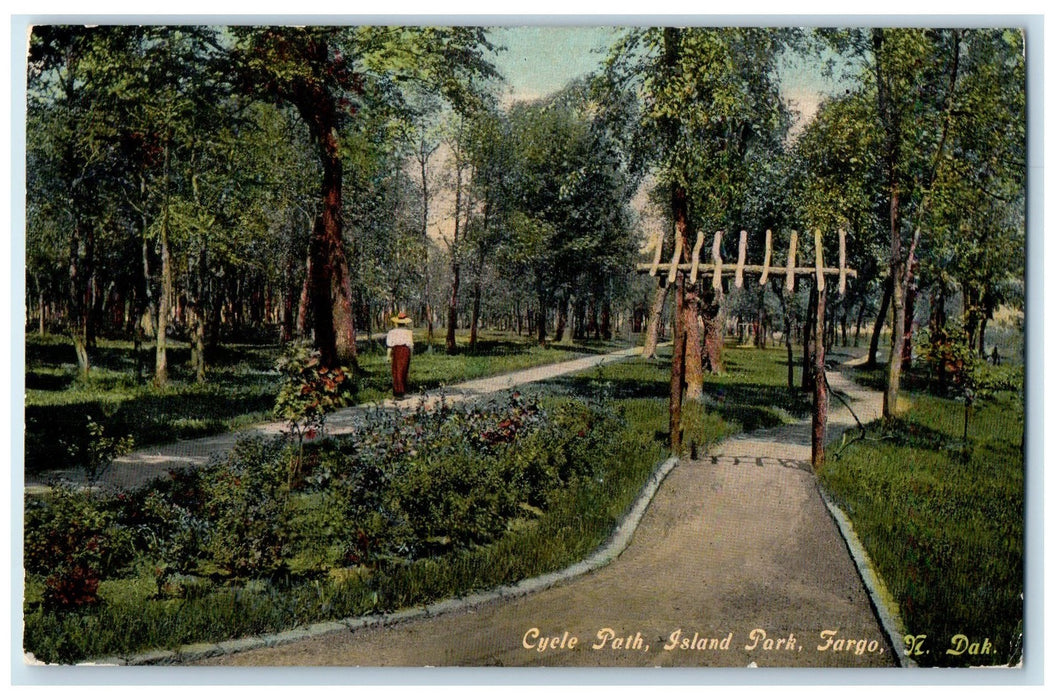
16, 17, 1033, 680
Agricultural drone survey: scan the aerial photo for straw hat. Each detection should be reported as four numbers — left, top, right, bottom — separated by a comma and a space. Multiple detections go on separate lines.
391, 311, 412, 326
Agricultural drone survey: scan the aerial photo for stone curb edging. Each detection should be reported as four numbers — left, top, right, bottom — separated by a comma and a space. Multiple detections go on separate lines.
79, 455, 681, 667
815, 483, 914, 669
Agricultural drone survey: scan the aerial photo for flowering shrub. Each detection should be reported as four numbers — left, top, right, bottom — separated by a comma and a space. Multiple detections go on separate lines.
25, 391, 626, 602
273, 344, 355, 483
274, 345, 355, 438
24, 485, 133, 609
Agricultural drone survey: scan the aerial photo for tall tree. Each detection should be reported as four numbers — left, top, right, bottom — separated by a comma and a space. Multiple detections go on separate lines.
603, 27, 794, 444
232, 26, 498, 367
27, 27, 136, 374
825, 28, 965, 417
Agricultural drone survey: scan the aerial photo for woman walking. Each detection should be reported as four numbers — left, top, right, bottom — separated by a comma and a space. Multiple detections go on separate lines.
386, 312, 414, 398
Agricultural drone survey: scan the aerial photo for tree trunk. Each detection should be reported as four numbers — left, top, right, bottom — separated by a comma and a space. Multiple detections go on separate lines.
554, 294, 569, 342
296, 250, 312, 339
279, 242, 298, 343
854, 297, 867, 347
535, 292, 547, 345
684, 287, 704, 401
418, 139, 438, 350
446, 147, 467, 355
962, 284, 979, 351
300, 102, 356, 368
779, 286, 795, 391
670, 274, 686, 456
601, 297, 612, 341
802, 282, 816, 393
867, 274, 894, 368
155, 221, 171, 387
669, 181, 692, 453
699, 284, 724, 373
469, 278, 482, 352
68, 222, 90, 375
188, 301, 206, 383
884, 184, 906, 419
642, 278, 669, 359
812, 283, 829, 468
978, 315, 989, 358
188, 246, 209, 384
901, 259, 918, 370
446, 258, 461, 354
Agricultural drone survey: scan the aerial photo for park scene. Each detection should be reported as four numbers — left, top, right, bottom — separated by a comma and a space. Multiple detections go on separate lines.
21, 25, 1025, 668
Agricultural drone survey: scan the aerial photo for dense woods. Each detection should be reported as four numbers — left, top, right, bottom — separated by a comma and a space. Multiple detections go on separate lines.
25, 25, 1026, 410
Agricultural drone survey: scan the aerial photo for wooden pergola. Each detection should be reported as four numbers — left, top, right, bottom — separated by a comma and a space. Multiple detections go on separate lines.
637, 228, 857, 468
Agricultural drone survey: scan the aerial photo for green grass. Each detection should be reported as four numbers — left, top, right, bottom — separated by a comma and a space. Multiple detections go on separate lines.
25, 336, 280, 475
351, 333, 591, 404
23, 331, 628, 476
23, 344, 805, 664
817, 387, 1024, 667
23, 382, 667, 663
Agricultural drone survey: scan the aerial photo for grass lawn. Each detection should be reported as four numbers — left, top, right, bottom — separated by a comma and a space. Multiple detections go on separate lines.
818, 371, 1024, 667
23, 343, 803, 664
23, 330, 626, 476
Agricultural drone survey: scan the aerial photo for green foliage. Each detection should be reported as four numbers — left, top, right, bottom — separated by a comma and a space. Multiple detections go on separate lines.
24, 486, 135, 610
273, 343, 355, 439
199, 438, 293, 578
64, 417, 134, 484
23, 349, 815, 662
818, 391, 1023, 667
23, 389, 652, 661
604, 27, 793, 231
918, 324, 1024, 450
25, 336, 280, 476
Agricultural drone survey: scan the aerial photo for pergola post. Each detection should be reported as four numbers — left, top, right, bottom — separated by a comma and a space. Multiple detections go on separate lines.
639, 227, 854, 466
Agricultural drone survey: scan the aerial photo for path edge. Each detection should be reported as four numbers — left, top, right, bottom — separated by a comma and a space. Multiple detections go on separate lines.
76, 455, 681, 667
815, 482, 914, 669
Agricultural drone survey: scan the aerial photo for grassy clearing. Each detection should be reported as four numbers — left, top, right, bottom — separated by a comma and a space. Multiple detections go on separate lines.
541, 346, 812, 434
818, 378, 1024, 667
25, 336, 280, 476
24, 331, 626, 476
23, 345, 799, 664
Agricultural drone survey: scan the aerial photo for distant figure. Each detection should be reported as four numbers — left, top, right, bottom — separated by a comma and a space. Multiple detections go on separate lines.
991, 347, 1001, 366
386, 311, 414, 398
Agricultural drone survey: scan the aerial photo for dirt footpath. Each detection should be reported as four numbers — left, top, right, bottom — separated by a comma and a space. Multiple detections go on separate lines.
199, 363, 895, 668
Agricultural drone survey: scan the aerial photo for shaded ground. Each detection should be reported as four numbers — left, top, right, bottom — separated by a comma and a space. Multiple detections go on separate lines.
25, 346, 644, 493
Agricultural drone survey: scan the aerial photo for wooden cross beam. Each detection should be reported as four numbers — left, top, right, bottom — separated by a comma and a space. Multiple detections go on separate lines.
637, 229, 857, 295
638, 228, 856, 470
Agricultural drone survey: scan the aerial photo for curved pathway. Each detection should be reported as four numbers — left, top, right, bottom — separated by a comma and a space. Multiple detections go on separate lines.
25, 346, 644, 494
196, 358, 896, 668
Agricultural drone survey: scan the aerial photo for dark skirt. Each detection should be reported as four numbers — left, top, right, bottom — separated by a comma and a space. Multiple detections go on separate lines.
391, 344, 411, 397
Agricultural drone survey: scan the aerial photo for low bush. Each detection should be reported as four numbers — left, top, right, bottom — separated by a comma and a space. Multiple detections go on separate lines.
24, 485, 135, 610
200, 438, 293, 579
23, 383, 672, 662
